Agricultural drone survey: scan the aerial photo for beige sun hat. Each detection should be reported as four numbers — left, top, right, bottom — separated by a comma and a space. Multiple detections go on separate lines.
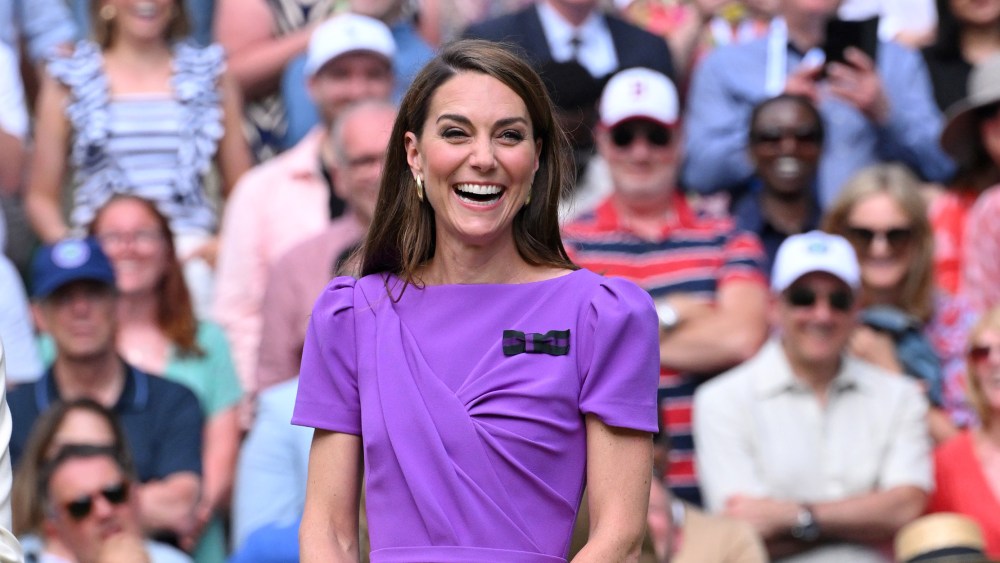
895, 513, 989, 563
940, 54, 1000, 168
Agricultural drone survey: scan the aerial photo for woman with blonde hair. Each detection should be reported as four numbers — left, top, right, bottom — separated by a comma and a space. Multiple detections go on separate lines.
927, 307, 1000, 559
823, 163, 978, 441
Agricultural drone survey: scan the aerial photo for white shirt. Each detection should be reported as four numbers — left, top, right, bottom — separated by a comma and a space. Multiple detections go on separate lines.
536, 1, 618, 78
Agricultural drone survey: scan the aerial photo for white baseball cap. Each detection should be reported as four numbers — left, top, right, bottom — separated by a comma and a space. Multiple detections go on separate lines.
598, 67, 679, 128
771, 231, 861, 293
304, 13, 396, 77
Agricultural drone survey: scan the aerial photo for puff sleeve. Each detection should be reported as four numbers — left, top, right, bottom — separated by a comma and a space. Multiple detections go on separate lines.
578, 277, 660, 433
291, 277, 361, 435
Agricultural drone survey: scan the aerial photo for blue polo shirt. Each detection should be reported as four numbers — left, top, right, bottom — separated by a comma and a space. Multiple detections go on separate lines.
731, 184, 821, 277
9, 361, 203, 481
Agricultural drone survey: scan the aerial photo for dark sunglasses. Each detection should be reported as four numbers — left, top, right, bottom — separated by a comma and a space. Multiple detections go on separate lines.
845, 226, 913, 253
969, 344, 1000, 362
749, 126, 822, 146
784, 286, 854, 312
610, 123, 672, 148
64, 482, 129, 520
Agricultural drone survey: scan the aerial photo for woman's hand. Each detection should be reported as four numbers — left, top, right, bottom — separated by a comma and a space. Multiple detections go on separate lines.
849, 326, 903, 373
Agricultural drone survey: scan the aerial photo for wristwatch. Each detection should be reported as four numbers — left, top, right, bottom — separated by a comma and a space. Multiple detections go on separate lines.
655, 302, 679, 331
790, 504, 820, 542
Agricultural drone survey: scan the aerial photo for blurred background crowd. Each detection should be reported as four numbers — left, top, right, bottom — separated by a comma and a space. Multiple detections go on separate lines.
2, 0, 1000, 561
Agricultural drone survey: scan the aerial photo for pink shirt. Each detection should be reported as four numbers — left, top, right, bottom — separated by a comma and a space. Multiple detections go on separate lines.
212, 128, 330, 393
963, 185, 1000, 313
256, 215, 364, 391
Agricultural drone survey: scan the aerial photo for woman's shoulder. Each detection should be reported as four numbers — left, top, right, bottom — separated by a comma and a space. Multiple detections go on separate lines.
47, 40, 103, 85
934, 430, 974, 462
172, 40, 226, 85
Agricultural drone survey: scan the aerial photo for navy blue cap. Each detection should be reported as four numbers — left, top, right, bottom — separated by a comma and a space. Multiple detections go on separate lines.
31, 237, 116, 299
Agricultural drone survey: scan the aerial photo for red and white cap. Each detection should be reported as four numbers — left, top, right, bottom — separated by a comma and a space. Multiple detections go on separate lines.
598, 67, 679, 128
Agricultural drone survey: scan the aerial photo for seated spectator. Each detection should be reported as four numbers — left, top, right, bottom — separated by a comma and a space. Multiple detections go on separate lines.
13, 399, 190, 562
922, 0, 1000, 113
33, 444, 191, 562
823, 164, 977, 436
212, 13, 395, 396
733, 93, 824, 272
683, 0, 953, 208
281, 0, 434, 147
255, 100, 394, 392
896, 513, 990, 563
213, 0, 338, 160
25, 0, 252, 317
931, 54, 1000, 295
562, 67, 768, 504
694, 231, 932, 561
87, 196, 239, 562
927, 307, 1000, 559
9, 238, 204, 553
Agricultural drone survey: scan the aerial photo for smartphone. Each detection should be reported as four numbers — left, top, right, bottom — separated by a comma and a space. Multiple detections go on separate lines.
823, 16, 879, 68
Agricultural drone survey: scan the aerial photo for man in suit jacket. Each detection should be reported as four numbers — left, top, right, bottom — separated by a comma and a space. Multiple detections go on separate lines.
462, 0, 673, 81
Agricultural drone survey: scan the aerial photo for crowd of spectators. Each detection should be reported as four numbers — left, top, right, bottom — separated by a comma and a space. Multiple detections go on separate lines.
1, 0, 1000, 562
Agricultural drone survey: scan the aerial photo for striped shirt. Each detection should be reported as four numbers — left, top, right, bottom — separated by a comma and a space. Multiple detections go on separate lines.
562, 193, 766, 506
50, 40, 226, 235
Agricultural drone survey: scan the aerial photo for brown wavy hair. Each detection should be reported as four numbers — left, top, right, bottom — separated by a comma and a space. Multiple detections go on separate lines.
822, 163, 936, 322
91, 0, 191, 49
967, 306, 1000, 428
89, 195, 202, 356
12, 399, 135, 535
359, 39, 577, 291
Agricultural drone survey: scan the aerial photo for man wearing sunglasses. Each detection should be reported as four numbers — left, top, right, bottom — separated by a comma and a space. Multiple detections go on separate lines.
34, 444, 191, 562
563, 67, 770, 506
9, 238, 204, 552
693, 231, 932, 562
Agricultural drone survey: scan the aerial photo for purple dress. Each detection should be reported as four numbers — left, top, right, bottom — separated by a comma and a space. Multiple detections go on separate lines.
292, 269, 659, 562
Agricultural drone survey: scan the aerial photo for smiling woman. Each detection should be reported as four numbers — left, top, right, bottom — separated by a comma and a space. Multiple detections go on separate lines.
292, 40, 661, 563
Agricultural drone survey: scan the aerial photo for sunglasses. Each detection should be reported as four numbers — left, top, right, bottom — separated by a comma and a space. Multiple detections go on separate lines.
845, 226, 913, 254
784, 286, 854, 312
749, 126, 822, 146
969, 343, 1000, 362
64, 482, 129, 521
610, 123, 672, 148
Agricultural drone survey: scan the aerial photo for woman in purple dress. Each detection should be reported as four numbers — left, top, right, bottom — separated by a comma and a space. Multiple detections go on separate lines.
292, 40, 661, 562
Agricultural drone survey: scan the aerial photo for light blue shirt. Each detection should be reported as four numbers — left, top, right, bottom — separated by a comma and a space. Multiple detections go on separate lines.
682, 35, 955, 207
0, 0, 77, 62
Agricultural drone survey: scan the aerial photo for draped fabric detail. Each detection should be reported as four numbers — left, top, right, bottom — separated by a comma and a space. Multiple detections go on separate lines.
353, 276, 580, 561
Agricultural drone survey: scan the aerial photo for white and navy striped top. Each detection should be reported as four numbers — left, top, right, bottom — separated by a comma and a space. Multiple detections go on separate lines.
49, 40, 226, 235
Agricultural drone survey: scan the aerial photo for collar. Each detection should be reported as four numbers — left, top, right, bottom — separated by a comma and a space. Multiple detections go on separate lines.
591, 192, 696, 238
284, 127, 327, 182
536, 1, 604, 50
37, 360, 150, 414
752, 338, 862, 398
732, 185, 821, 235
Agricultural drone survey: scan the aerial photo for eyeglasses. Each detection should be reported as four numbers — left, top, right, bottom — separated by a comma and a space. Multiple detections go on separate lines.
96, 230, 164, 251
63, 482, 130, 520
784, 286, 854, 312
610, 123, 672, 148
749, 126, 822, 146
845, 226, 913, 254
969, 343, 1000, 362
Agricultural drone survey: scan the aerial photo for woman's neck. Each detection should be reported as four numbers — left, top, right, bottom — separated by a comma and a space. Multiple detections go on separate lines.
962, 24, 1000, 64
982, 419, 1000, 447
117, 290, 159, 327
421, 234, 537, 285
861, 285, 899, 309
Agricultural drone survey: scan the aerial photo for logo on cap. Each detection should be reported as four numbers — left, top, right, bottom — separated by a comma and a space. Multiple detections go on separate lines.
807, 241, 828, 253
51, 239, 91, 269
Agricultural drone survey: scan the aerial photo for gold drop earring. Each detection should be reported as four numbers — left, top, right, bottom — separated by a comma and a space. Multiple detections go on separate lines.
414, 176, 424, 202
